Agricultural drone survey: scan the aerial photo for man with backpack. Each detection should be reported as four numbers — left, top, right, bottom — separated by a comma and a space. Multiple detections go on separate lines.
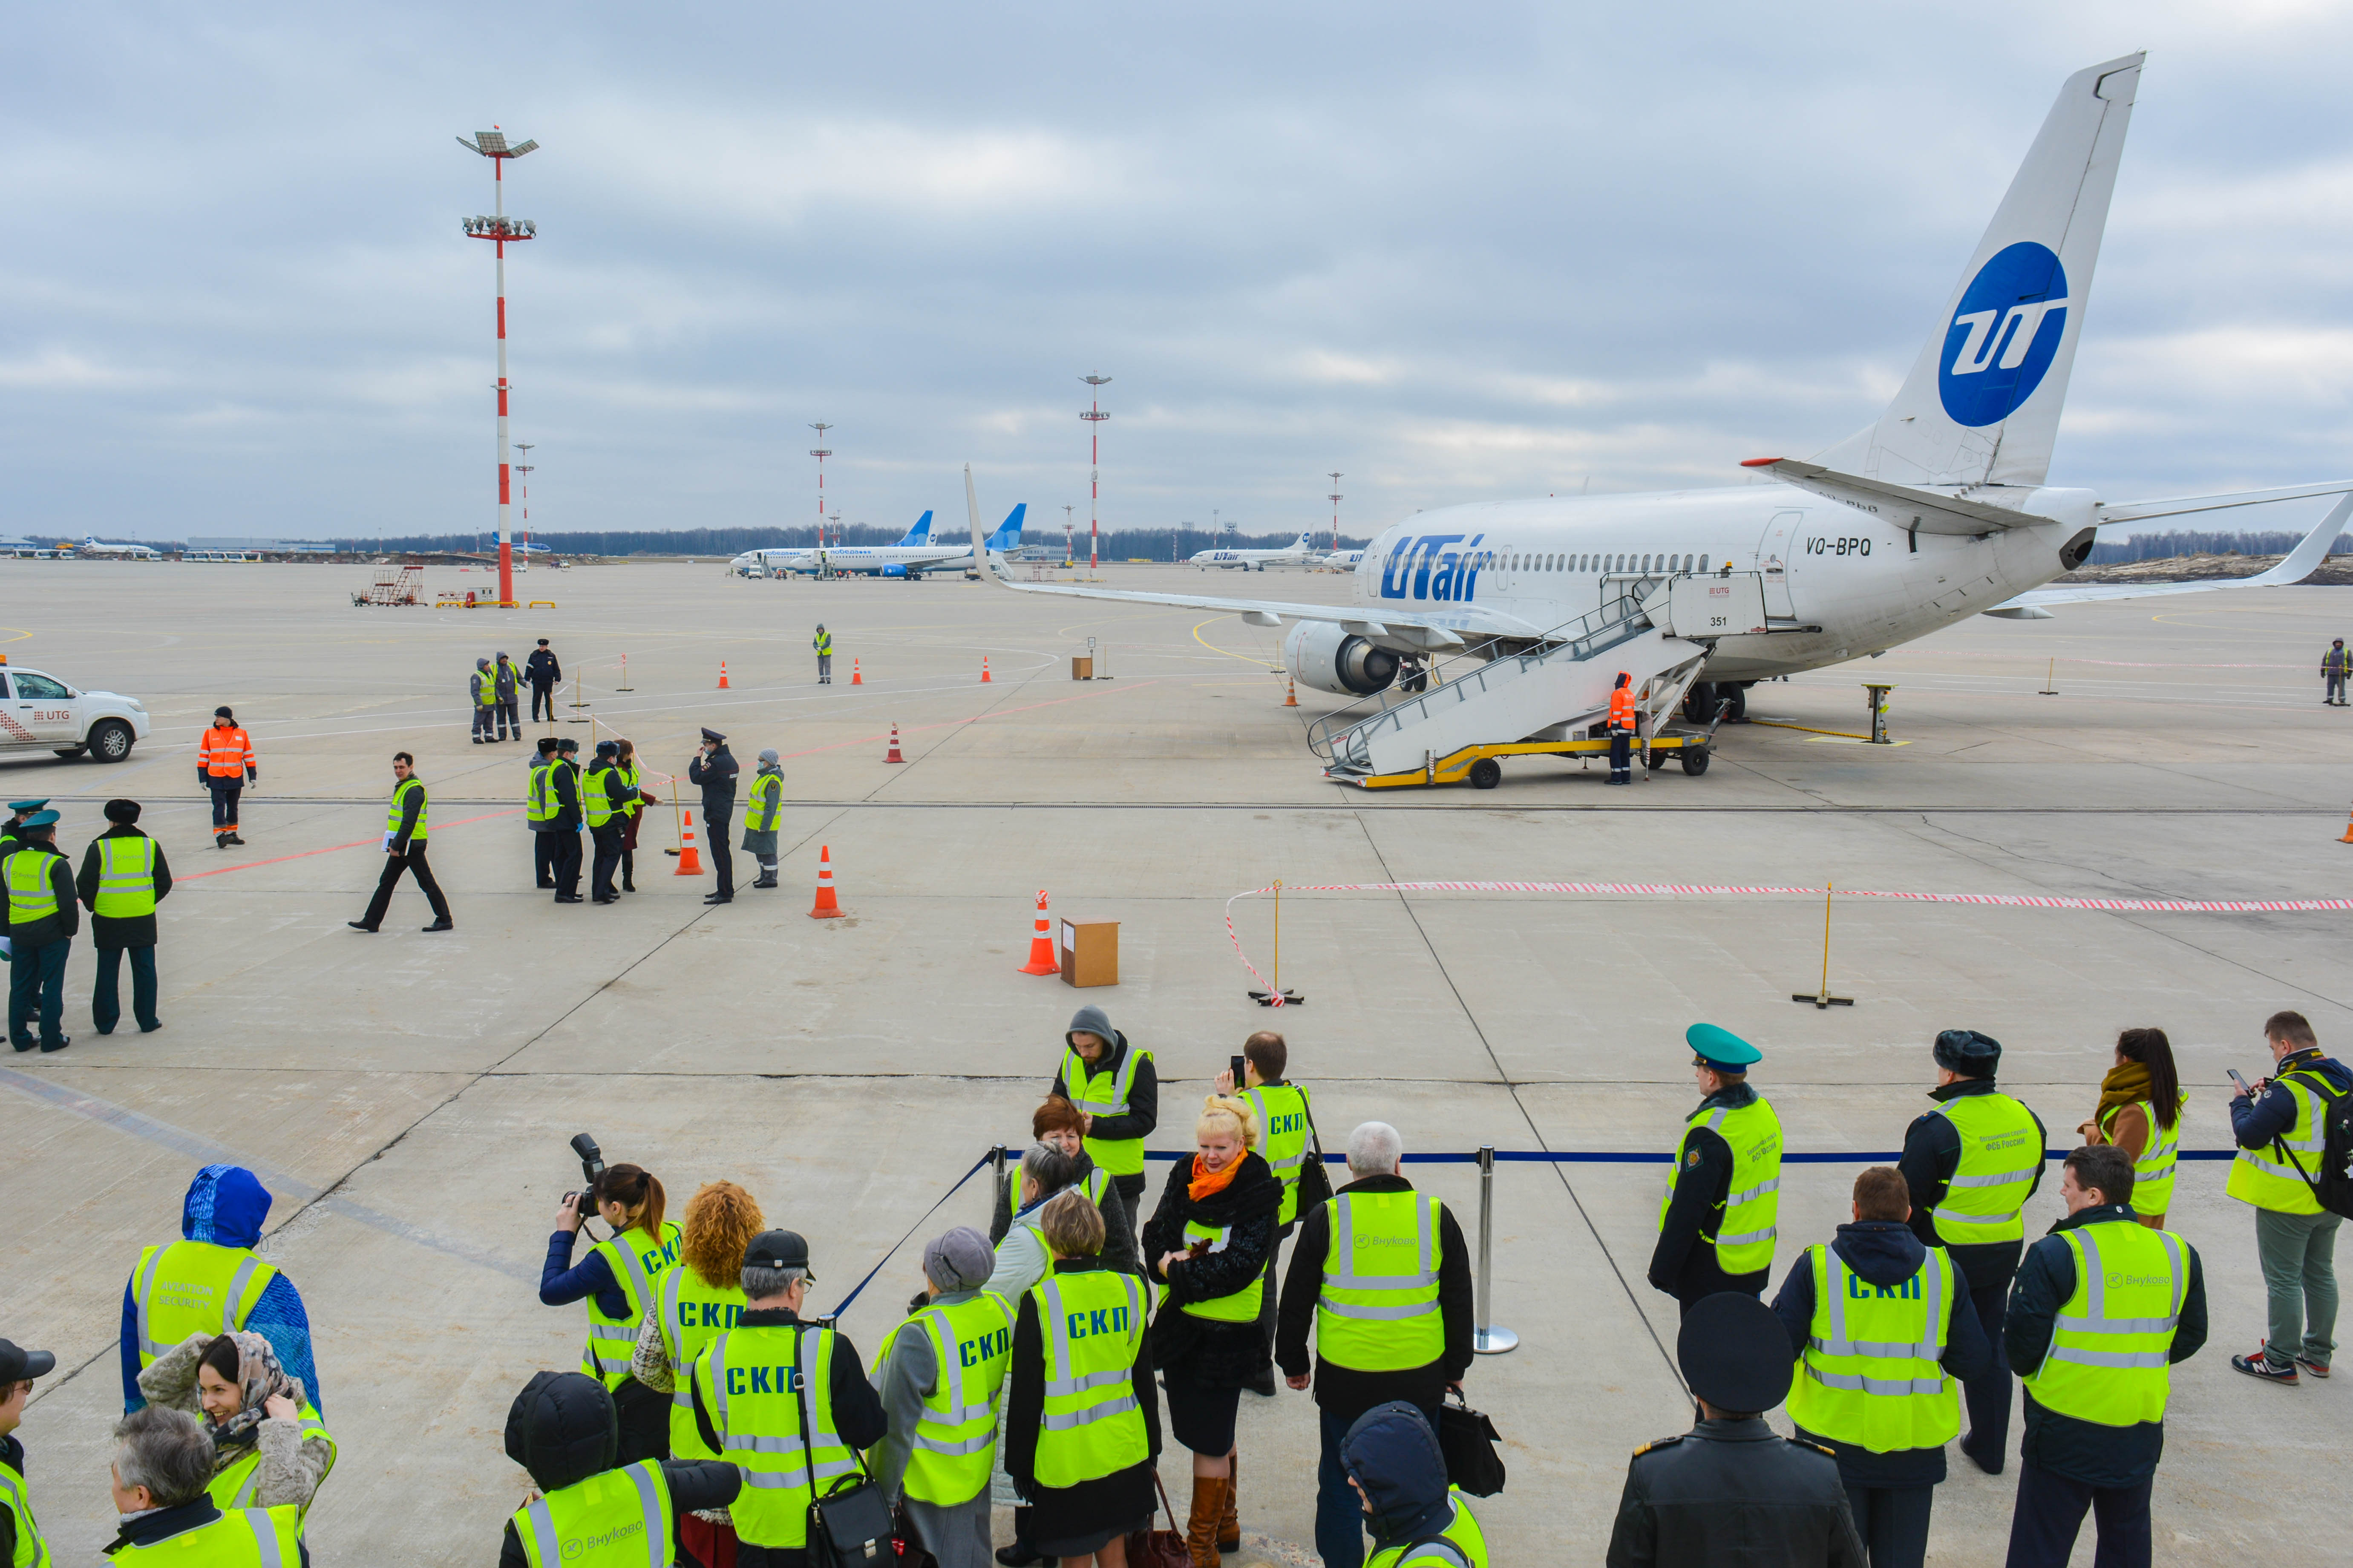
2226, 1010, 2352, 1384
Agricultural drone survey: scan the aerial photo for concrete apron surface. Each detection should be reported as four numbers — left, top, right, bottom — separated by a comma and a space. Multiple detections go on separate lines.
1, 559, 2347, 1564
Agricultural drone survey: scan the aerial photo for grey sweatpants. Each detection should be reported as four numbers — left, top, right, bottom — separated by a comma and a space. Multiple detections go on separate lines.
2259, 1206, 2341, 1367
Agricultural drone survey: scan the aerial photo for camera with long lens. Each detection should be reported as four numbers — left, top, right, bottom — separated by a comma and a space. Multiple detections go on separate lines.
565, 1133, 605, 1224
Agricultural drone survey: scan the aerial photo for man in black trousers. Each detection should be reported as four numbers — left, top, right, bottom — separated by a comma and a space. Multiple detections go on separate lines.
75, 799, 172, 1035
549, 737, 585, 903
686, 727, 737, 905
525, 638, 562, 723
348, 752, 452, 933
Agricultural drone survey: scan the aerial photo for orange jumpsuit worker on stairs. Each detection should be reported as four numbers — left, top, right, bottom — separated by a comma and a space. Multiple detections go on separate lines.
198, 707, 256, 849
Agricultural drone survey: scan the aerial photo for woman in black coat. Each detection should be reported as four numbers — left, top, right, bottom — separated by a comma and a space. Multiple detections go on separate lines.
1141, 1094, 1281, 1562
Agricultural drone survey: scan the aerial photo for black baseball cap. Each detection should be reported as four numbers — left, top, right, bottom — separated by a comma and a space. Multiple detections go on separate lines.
0, 1340, 56, 1381
743, 1230, 812, 1275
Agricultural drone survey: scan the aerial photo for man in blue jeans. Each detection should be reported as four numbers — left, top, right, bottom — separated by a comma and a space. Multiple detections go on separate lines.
1276, 1120, 1474, 1568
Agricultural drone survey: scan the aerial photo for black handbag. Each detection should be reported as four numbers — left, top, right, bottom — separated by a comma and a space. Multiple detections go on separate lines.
1435, 1387, 1506, 1497
1293, 1090, 1334, 1220
792, 1327, 895, 1567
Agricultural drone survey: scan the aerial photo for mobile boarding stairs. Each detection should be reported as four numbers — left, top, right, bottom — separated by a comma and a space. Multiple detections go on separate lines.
1307, 572, 1769, 789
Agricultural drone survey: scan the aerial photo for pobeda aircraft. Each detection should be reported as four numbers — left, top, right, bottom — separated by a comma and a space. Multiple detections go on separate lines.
960, 53, 2351, 788
736, 509, 1026, 578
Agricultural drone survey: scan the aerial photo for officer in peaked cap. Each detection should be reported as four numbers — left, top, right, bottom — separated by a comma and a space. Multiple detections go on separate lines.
1649, 1025, 1786, 1316
0, 801, 49, 857
1606, 1293, 1863, 1565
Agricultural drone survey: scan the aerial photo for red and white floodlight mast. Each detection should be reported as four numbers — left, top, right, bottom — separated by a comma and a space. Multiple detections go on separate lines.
1080, 374, 1111, 575
458, 127, 538, 608
1063, 504, 1075, 568
809, 423, 834, 572
513, 442, 535, 570
1328, 472, 1344, 553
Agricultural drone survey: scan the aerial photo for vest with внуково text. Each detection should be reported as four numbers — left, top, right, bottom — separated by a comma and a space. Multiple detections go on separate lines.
1060, 1044, 1152, 1177
1365, 1492, 1490, 1568
2020, 1218, 2189, 1426
657, 1263, 745, 1461
1784, 1243, 1960, 1453
1316, 1189, 1444, 1372
106, 1505, 301, 1565
130, 1240, 278, 1369
1244, 1083, 1313, 1226
1660, 1094, 1783, 1274
1927, 1091, 2041, 1245
876, 1293, 1011, 1506
1029, 1268, 1149, 1490
694, 1324, 858, 1548
579, 1223, 681, 1388
2227, 1068, 2340, 1217
510, 1460, 671, 1568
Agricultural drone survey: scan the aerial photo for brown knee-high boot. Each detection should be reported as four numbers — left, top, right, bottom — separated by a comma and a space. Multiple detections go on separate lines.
1218, 1452, 1240, 1551
1186, 1474, 1229, 1568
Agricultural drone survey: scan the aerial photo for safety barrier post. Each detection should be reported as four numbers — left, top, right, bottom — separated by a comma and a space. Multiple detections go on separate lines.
988, 1145, 1010, 1225
1473, 1145, 1518, 1354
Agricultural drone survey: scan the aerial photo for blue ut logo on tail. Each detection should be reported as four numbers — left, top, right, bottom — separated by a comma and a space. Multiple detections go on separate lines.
1938, 242, 2069, 428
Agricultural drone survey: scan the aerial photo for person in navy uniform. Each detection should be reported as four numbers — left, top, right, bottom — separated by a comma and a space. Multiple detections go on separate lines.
1649, 1024, 1779, 1315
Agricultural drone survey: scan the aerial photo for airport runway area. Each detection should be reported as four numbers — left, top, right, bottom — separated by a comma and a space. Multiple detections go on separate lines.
4, 558, 2349, 1564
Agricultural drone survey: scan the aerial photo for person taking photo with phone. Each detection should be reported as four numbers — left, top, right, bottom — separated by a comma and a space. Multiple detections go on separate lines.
2226, 1010, 2350, 1385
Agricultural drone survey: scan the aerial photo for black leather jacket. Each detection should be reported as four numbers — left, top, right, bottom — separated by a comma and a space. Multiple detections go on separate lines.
1606, 1416, 1864, 1567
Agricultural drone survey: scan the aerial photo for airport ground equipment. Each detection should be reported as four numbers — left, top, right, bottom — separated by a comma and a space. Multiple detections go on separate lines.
1863, 682, 1896, 745
0, 656, 150, 763
352, 566, 423, 607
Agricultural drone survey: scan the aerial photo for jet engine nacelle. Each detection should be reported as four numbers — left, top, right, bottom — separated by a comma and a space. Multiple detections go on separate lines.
1283, 620, 1400, 696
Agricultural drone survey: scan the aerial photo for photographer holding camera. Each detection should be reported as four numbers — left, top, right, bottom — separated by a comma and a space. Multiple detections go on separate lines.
540, 1140, 682, 1464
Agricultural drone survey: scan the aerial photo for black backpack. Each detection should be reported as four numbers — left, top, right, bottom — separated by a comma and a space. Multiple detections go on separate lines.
2274, 1071, 2353, 1221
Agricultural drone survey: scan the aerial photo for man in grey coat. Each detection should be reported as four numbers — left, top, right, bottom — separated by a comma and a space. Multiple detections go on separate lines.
493, 652, 521, 740
873, 1228, 1001, 1568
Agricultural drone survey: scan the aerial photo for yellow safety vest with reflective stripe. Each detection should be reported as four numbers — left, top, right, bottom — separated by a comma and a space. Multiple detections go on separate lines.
1244, 1083, 1313, 1226
1156, 1211, 1261, 1324
1785, 1244, 1959, 1453
618, 762, 644, 820
2226, 1070, 2336, 1217
526, 762, 556, 825
746, 771, 783, 833
511, 1459, 672, 1568
473, 670, 496, 707
1006, 1164, 1112, 1221
1365, 1491, 1490, 1568
93, 835, 159, 919
581, 1223, 682, 1390
107, 1505, 301, 1565
1060, 1044, 1152, 1177
130, 1242, 279, 1370
1659, 1096, 1783, 1275
208, 1403, 336, 1517
1927, 1092, 2042, 1246
1316, 1190, 1444, 1372
583, 765, 618, 829
1029, 1268, 1149, 1490
694, 1324, 856, 1549
877, 1293, 1011, 1506
2100, 1096, 2186, 1217
658, 1265, 746, 1461
814, 630, 832, 655
1, 1450, 49, 1568
2, 850, 58, 928
385, 777, 428, 844
2021, 1219, 2189, 1426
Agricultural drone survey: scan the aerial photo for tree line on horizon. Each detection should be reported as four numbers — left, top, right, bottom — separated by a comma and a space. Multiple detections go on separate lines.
320, 524, 1370, 560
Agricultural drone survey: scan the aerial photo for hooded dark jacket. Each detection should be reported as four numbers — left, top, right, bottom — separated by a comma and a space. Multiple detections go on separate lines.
1143, 1150, 1282, 1386
1048, 1014, 1159, 1172
120, 1165, 320, 1416
1341, 1401, 1462, 1556
1771, 1219, 1994, 1487
498, 1370, 738, 1568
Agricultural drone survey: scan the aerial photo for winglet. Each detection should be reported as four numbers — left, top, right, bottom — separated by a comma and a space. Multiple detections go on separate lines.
1740, 457, 1782, 468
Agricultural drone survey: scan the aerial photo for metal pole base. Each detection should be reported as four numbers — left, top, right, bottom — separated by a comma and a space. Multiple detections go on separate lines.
1248, 989, 1305, 1007
1473, 1326, 1519, 1355
1792, 991, 1854, 1009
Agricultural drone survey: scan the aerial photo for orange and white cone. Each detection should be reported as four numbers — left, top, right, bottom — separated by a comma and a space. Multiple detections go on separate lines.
2340, 804, 2353, 844
1019, 889, 1059, 974
810, 844, 844, 918
851, 658, 863, 685
1284, 676, 1299, 708
717, 660, 731, 690
674, 806, 704, 875
980, 656, 992, 683
884, 724, 906, 763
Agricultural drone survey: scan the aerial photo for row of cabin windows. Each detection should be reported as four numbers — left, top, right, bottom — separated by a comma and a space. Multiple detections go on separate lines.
1383, 550, 1716, 577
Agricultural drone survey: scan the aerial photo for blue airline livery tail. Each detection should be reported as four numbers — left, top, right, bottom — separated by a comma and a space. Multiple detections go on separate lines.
898, 511, 935, 546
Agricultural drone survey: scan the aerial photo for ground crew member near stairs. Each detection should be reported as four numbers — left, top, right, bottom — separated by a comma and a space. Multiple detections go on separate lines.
526, 638, 562, 723
550, 737, 585, 903
498, 1369, 739, 1568
1773, 1165, 1993, 1568
2002, 1144, 2206, 1568
346, 752, 452, 933
1, 1337, 58, 1568
814, 623, 832, 684
2225, 1009, 2350, 1385
2323, 638, 2348, 705
527, 737, 562, 889
1607, 1292, 1863, 1568
1897, 1028, 2045, 1474
1606, 670, 1638, 785
870, 1226, 1008, 1568
688, 1230, 888, 1564
471, 657, 499, 744
688, 728, 738, 905
197, 708, 255, 848
76, 798, 171, 1036
4, 811, 77, 1055
123, 1164, 323, 1418
494, 651, 521, 739
103, 1406, 309, 1565
1649, 1024, 1783, 1315
584, 741, 630, 905
1220, 1030, 1315, 1393
743, 748, 783, 888
1051, 1005, 1158, 1236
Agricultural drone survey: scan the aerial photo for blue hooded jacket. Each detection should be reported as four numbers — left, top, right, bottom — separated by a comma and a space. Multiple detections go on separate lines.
1341, 1401, 1456, 1551
120, 1165, 322, 1416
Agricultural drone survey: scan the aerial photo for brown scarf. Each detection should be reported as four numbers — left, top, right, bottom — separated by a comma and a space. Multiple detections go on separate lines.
2095, 1060, 2152, 1116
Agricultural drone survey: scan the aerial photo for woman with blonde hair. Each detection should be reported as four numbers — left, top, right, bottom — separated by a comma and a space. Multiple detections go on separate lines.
1141, 1095, 1281, 1565
2077, 1027, 2187, 1227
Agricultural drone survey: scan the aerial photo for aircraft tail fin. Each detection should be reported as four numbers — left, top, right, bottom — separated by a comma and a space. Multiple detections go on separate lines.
986, 503, 1027, 552
899, 510, 934, 546
1814, 53, 2143, 490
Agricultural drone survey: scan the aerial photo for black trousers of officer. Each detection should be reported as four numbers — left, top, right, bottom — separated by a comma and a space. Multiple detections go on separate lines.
8, 938, 68, 1046
2005, 1464, 2151, 1568
93, 944, 160, 1034
208, 780, 242, 834
1960, 1283, 2015, 1467
1672, 1246, 1767, 1317
533, 829, 558, 888
590, 824, 624, 900
705, 804, 734, 898
360, 847, 450, 929
530, 682, 556, 722
550, 829, 583, 898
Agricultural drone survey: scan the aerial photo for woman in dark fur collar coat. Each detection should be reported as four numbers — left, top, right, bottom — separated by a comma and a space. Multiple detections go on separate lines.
1142, 1094, 1283, 1564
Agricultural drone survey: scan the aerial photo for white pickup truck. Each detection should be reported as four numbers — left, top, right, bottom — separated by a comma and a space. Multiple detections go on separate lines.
0, 659, 151, 762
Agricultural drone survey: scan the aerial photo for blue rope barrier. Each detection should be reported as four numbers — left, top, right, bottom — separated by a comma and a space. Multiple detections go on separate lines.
827, 1151, 996, 1320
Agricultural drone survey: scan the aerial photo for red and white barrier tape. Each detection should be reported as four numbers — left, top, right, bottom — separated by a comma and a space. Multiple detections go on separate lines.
1223, 880, 2353, 1006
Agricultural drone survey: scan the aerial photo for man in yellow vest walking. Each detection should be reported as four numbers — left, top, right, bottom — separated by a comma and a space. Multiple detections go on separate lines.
2225, 1009, 2348, 1384
75, 798, 171, 1036
1649, 1024, 1783, 1315
2002, 1145, 2206, 1568
1897, 1028, 2045, 1474
346, 752, 451, 933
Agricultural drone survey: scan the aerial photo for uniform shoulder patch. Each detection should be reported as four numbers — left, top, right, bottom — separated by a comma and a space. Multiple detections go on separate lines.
1684, 1148, 1700, 1167
1632, 1434, 1686, 1457
1791, 1438, 1835, 1458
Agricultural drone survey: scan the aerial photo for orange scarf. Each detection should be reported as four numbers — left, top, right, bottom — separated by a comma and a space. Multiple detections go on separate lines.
1188, 1154, 1242, 1202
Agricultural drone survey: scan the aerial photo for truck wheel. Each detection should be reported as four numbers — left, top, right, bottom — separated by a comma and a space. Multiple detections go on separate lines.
1467, 757, 1502, 790
1681, 745, 1710, 776
88, 720, 135, 763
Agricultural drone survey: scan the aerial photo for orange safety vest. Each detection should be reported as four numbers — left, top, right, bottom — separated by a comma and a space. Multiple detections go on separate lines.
199, 724, 255, 777
1607, 687, 1636, 732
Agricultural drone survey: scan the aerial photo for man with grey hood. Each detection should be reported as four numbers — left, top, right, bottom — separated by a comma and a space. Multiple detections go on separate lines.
742, 748, 784, 889
1048, 1005, 1158, 1235
873, 1227, 1004, 1568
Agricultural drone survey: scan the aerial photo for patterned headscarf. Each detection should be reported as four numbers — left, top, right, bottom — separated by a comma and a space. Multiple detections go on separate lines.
210, 1331, 305, 1448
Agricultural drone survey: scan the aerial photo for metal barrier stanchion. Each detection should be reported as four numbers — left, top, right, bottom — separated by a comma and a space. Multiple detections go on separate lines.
1473, 1145, 1517, 1354
988, 1145, 1009, 1226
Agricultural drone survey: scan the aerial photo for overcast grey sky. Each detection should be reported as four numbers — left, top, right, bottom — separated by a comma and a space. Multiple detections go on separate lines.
7, 3, 2351, 542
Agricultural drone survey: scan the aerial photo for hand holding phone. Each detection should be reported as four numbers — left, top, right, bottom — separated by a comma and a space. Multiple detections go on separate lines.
2228, 1068, 2257, 1100
1230, 1054, 1248, 1090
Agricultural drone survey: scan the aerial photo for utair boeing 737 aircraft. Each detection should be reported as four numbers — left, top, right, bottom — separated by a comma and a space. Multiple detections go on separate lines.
961, 54, 2352, 780
1189, 532, 1315, 571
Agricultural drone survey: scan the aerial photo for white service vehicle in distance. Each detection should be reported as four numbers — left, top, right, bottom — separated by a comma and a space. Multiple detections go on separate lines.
1189, 532, 1316, 571
0, 657, 150, 762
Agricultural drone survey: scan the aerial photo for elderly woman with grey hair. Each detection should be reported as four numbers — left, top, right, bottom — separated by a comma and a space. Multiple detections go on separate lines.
136, 1330, 335, 1515
870, 1226, 1007, 1568
107, 1404, 309, 1562
743, 748, 784, 888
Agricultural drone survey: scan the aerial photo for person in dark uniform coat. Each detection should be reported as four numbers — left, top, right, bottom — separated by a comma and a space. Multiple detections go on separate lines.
1607, 1292, 1864, 1567
74, 799, 172, 1035
1649, 1025, 1781, 1315
0, 799, 49, 857
525, 639, 562, 723
686, 728, 737, 905
549, 737, 586, 903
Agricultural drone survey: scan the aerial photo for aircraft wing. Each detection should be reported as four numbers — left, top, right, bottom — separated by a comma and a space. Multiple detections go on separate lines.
959, 467, 1538, 648
1993, 489, 2351, 609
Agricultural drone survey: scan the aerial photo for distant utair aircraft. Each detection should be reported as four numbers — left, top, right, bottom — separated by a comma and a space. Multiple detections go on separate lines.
1189, 532, 1315, 571
74, 536, 162, 559
965, 53, 2348, 721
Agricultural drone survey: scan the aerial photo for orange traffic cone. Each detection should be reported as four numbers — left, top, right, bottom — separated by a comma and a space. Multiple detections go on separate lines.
851, 658, 863, 685
2340, 805, 2353, 843
674, 806, 704, 875
1019, 889, 1059, 974
980, 656, 992, 683
1283, 676, 1299, 708
884, 724, 906, 763
717, 660, 730, 690
809, 845, 844, 918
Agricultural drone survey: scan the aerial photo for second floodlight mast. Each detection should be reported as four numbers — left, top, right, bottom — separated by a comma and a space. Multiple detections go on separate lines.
1081, 375, 1110, 576
458, 127, 539, 609
809, 423, 834, 579
1328, 472, 1344, 554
